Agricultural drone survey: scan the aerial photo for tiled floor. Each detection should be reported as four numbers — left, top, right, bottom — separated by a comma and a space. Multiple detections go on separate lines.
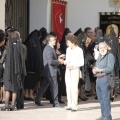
0, 95, 120, 120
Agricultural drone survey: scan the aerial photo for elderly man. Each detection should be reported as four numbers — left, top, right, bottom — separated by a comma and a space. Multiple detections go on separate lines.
92, 42, 115, 120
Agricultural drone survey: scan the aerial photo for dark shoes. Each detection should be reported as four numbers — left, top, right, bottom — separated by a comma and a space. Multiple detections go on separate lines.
16, 104, 24, 110
58, 100, 65, 104
34, 101, 44, 106
50, 100, 64, 104
79, 97, 89, 101
53, 104, 60, 107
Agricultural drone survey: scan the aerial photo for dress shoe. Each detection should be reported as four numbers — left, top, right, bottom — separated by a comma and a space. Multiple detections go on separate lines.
16, 103, 24, 110
35, 101, 44, 106
58, 100, 64, 104
53, 104, 60, 107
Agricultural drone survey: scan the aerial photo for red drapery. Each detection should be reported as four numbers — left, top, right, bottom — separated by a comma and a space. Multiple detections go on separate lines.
52, 0, 67, 41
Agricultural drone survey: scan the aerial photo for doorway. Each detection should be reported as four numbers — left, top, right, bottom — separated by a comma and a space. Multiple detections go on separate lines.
5, 0, 29, 41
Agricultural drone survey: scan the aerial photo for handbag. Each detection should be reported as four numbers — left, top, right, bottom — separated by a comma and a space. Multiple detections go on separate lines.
108, 75, 116, 89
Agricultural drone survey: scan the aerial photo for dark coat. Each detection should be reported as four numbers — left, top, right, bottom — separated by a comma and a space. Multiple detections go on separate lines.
25, 30, 42, 83
3, 38, 27, 92
43, 45, 59, 77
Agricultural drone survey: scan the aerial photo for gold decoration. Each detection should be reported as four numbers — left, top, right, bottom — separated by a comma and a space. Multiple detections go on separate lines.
113, 0, 119, 5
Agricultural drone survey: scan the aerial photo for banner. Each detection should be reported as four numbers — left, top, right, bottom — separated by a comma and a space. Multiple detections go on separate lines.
52, 0, 67, 41
100, 14, 120, 37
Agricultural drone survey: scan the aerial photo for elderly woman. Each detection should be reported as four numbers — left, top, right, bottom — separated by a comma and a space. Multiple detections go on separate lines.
93, 42, 115, 120
64, 34, 84, 111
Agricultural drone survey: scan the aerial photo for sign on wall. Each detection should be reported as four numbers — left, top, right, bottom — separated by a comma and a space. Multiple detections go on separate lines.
52, 0, 67, 41
100, 14, 120, 37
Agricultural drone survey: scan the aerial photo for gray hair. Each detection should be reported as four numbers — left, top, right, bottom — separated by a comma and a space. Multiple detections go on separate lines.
10, 31, 20, 39
46, 35, 54, 43
98, 42, 111, 50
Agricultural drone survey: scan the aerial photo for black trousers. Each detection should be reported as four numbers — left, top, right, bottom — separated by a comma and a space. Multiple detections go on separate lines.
35, 76, 59, 106
16, 87, 24, 110
16, 80, 24, 110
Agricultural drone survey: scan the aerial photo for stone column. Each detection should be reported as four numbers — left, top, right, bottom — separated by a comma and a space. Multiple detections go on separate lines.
0, 0, 5, 30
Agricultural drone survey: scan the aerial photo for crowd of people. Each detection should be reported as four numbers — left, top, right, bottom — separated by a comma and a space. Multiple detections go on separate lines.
0, 26, 120, 120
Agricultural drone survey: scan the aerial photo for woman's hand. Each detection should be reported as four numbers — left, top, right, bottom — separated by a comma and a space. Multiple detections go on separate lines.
59, 54, 66, 58
92, 68, 97, 74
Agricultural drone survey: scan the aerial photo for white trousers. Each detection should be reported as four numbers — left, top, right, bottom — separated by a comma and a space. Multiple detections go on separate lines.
65, 68, 79, 110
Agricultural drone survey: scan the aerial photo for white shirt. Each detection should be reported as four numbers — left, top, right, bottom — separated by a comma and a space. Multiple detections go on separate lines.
65, 46, 84, 69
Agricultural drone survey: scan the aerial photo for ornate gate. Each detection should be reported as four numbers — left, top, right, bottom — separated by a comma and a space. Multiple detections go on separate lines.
5, 0, 29, 41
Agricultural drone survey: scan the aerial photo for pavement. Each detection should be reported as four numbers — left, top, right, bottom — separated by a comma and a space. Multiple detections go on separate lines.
0, 95, 120, 120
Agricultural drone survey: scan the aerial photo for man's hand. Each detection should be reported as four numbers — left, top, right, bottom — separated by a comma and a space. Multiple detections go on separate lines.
92, 67, 103, 74
95, 68, 103, 73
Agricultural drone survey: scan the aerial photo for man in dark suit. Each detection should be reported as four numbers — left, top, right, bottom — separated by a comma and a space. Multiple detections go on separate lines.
35, 35, 64, 107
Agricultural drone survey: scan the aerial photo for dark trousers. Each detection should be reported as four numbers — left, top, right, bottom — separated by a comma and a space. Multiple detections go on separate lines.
58, 74, 64, 101
16, 88, 24, 110
45, 73, 64, 102
35, 76, 59, 106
